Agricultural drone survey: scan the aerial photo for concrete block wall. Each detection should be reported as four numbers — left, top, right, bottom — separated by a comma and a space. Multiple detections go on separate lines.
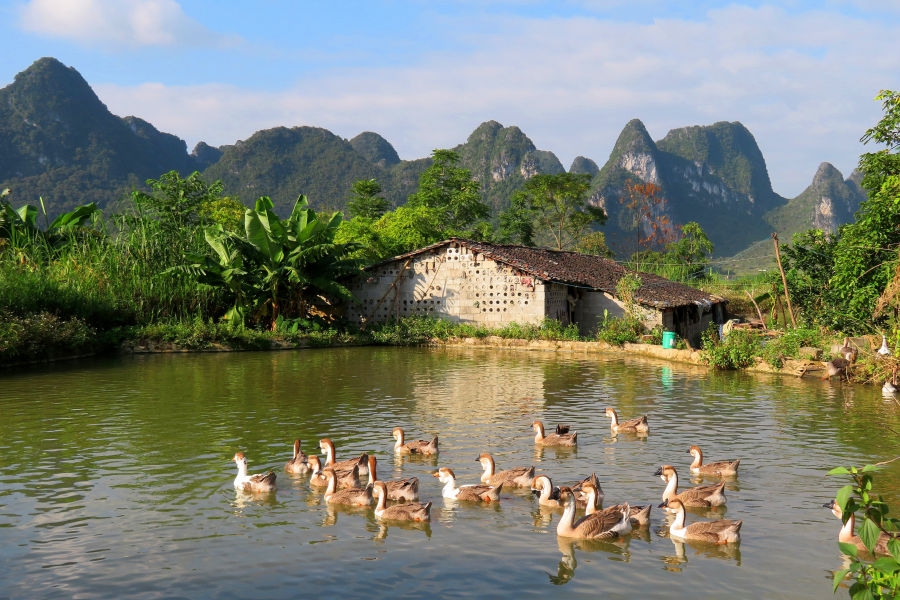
574, 290, 663, 337
346, 243, 548, 327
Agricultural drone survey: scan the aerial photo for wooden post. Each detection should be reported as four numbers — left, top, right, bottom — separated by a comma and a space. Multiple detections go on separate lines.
744, 290, 767, 330
771, 233, 797, 328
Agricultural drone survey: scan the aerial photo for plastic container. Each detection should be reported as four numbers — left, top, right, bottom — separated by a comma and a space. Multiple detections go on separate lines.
662, 331, 676, 349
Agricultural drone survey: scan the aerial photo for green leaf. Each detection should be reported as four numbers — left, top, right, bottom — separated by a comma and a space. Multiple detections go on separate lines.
889, 538, 900, 562
837, 485, 855, 513
850, 587, 875, 600
872, 557, 900, 574
860, 518, 881, 555
828, 467, 851, 476
833, 569, 850, 592
862, 465, 880, 473
840, 542, 859, 557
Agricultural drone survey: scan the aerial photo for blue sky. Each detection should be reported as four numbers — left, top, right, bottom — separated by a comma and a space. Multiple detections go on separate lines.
2, 0, 899, 196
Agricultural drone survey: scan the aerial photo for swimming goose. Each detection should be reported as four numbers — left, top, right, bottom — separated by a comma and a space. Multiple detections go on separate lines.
605, 408, 649, 433
532, 475, 562, 507
824, 499, 898, 555
655, 465, 726, 509
322, 468, 373, 506
555, 487, 632, 540
579, 482, 652, 526
392, 428, 439, 455
687, 446, 740, 476
477, 452, 534, 487
319, 439, 369, 475
572, 473, 605, 509
372, 481, 432, 521
284, 439, 310, 474
308, 455, 360, 489
366, 455, 419, 502
433, 467, 503, 501
531, 421, 577, 446
659, 498, 741, 543
885, 381, 899, 395
231, 452, 277, 492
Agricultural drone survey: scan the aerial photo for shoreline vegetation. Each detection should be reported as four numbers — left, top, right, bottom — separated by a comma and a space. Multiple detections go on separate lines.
3, 93, 900, 392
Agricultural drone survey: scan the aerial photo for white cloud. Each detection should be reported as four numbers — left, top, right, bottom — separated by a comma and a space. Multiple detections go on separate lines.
18, 0, 236, 48
95, 5, 897, 196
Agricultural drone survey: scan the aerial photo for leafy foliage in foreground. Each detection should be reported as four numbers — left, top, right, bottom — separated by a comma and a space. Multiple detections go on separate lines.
827, 464, 900, 600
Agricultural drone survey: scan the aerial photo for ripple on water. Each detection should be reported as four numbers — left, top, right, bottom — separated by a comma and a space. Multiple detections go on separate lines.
0, 347, 898, 599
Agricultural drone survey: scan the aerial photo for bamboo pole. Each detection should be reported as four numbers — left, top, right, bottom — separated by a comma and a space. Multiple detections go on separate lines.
744, 290, 767, 330
360, 258, 413, 331
771, 233, 797, 328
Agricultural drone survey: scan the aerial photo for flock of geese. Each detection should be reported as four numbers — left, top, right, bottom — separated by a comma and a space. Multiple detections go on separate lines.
230, 408, 867, 551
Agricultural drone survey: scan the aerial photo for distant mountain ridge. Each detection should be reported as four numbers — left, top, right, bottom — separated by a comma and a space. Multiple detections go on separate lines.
0, 57, 867, 262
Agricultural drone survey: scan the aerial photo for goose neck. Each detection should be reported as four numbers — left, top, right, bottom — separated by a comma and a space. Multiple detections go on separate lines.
324, 473, 337, 496
441, 477, 457, 497
394, 430, 404, 450
375, 487, 387, 512
608, 411, 619, 427
672, 506, 686, 530
838, 512, 856, 543
539, 481, 552, 502
236, 461, 248, 477
482, 457, 495, 478
690, 450, 703, 469
556, 500, 577, 536
293, 440, 300, 459
368, 459, 377, 486
534, 423, 545, 442
663, 472, 679, 501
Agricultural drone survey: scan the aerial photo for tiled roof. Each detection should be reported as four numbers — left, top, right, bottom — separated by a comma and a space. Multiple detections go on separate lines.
366, 238, 724, 309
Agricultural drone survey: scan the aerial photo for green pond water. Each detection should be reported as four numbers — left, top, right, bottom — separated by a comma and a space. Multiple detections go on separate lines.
1, 347, 899, 599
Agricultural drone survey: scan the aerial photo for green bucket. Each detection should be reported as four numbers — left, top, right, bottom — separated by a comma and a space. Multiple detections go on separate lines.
662, 331, 676, 349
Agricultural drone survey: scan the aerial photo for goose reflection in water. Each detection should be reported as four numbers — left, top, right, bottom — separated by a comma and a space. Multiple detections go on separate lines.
533, 444, 578, 462
659, 536, 742, 567
231, 489, 278, 511
371, 519, 433, 541
548, 535, 634, 585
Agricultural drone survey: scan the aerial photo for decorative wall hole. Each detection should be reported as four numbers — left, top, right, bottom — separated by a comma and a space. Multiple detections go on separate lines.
518, 293, 522, 296
525, 301, 528, 305
503, 308, 507, 312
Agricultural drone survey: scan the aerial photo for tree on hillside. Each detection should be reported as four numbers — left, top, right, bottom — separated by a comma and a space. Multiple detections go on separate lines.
576, 231, 615, 258
616, 179, 677, 256
347, 178, 391, 220
406, 149, 489, 230
132, 171, 224, 229
501, 172, 606, 251
667, 222, 713, 268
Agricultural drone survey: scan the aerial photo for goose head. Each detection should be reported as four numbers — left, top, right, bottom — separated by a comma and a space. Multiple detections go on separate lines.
392, 427, 404, 440
531, 421, 545, 435
823, 498, 843, 519
557, 486, 575, 506
372, 480, 388, 499
687, 445, 702, 457
477, 452, 495, 471
531, 474, 552, 497
307, 455, 322, 473
654, 465, 676, 482
432, 467, 455, 483
658, 498, 684, 511
318, 439, 335, 454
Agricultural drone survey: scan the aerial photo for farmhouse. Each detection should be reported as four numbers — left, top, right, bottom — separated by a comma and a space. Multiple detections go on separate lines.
346, 238, 727, 343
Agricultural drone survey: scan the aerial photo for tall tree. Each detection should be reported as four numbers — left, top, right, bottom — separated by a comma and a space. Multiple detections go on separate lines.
347, 178, 391, 220
132, 171, 224, 229
504, 172, 606, 251
406, 149, 489, 230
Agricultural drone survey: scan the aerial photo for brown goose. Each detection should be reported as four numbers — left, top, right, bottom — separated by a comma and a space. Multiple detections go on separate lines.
322, 468, 373, 506
687, 446, 740, 476
579, 482, 652, 526
308, 455, 360, 489
605, 408, 649, 433
433, 467, 502, 502
284, 439, 310, 474
571, 473, 605, 509
531, 475, 562, 507
532, 420, 577, 446
822, 357, 851, 381
839, 338, 859, 363
477, 452, 534, 487
825, 499, 899, 555
659, 498, 742, 543
555, 487, 632, 540
392, 428, 439, 455
366, 455, 419, 502
319, 439, 369, 475
655, 465, 726, 509
231, 452, 277, 492
372, 481, 432, 521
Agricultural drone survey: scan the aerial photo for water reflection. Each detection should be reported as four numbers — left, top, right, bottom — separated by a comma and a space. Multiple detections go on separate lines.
1, 347, 899, 599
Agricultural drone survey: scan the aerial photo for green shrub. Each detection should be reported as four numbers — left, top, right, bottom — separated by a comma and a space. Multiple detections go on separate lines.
0, 311, 96, 360
701, 323, 759, 369
758, 327, 824, 368
596, 315, 643, 345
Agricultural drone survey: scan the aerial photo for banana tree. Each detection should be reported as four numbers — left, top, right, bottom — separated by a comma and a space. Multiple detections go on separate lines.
176, 195, 365, 328
0, 199, 99, 252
